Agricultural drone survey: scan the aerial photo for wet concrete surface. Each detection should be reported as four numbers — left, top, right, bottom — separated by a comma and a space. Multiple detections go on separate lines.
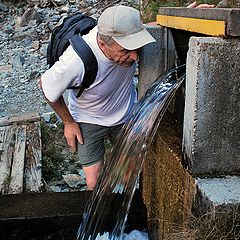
0, 190, 147, 240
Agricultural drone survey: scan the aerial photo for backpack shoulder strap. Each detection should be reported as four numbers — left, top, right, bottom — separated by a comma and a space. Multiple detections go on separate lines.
69, 34, 98, 98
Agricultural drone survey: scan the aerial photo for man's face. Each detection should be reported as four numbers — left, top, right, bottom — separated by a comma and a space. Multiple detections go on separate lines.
99, 38, 138, 68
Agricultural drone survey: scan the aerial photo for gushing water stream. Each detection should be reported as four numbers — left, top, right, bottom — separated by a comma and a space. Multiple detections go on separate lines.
77, 65, 186, 240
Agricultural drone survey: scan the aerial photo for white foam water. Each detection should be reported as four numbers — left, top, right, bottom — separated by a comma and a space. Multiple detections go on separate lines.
95, 230, 149, 240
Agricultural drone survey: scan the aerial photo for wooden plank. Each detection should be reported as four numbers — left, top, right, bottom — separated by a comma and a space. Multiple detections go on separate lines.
25, 121, 43, 192
0, 112, 40, 127
8, 125, 27, 194
0, 127, 6, 158
0, 127, 6, 153
157, 15, 226, 36
0, 126, 16, 194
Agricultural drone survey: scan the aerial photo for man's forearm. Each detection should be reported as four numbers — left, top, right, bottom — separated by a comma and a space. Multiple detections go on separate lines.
48, 96, 75, 124
47, 95, 83, 148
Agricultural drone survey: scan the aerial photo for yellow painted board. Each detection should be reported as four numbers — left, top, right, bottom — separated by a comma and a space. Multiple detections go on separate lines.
157, 15, 226, 36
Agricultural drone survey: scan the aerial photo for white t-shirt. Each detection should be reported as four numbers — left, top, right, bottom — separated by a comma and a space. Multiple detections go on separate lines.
41, 27, 137, 126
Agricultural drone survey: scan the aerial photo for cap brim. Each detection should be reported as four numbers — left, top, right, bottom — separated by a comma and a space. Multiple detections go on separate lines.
113, 28, 156, 50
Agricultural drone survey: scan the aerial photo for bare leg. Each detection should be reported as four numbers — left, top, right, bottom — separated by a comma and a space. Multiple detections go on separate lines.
83, 160, 103, 190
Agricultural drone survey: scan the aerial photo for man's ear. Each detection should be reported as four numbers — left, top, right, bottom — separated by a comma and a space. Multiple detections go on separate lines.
97, 36, 106, 50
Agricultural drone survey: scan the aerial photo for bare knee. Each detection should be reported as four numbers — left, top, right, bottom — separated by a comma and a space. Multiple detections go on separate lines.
83, 160, 103, 190
86, 180, 97, 190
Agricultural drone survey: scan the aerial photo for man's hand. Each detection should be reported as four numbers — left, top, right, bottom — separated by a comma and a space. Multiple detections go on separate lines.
64, 121, 83, 152
187, 1, 215, 8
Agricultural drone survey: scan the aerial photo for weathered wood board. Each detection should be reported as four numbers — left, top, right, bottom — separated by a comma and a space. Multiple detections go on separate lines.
0, 113, 43, 195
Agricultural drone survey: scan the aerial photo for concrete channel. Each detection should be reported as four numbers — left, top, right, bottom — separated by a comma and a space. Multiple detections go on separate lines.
139, 7, 240, 239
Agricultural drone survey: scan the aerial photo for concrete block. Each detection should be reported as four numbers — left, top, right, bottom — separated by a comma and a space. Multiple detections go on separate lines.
138, 25, 176, 98
193, 176, 240, 217
158, 7, 240, 36
197, 176, 240, 205
183, 37, 240, 177
138, 26, 183, 120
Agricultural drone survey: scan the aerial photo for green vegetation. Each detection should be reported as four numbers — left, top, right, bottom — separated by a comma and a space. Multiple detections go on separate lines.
40, 115, 79, 183
2, 174, 12, 193
2, 0, 27, 8
141, 0, 183, 23
140, 0, 240, 22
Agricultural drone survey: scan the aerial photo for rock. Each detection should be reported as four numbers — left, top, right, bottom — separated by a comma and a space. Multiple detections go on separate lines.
0, 0, 139, 124
31, 40, 40, 50
59, 4, 71, 13
15, 8, 41, 28
41, 112, 55, 122
62, 174, 85, 188
0, 3, 8, 12
89, 8, 97, 14
5, 25, 14, 34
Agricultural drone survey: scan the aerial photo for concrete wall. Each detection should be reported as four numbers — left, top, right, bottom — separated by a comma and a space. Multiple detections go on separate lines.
183, 37, 240, 177
138, 25, 176, 98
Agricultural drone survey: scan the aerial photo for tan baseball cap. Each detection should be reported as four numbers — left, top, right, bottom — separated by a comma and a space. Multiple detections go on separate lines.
97, 5, 156, 50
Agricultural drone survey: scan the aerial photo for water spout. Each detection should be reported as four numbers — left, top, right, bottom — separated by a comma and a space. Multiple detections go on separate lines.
77, 65, 186, 240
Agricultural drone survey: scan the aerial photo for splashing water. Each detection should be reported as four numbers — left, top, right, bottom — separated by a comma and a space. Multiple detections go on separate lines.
94, 230, 149, 240
77, 65, 186, 240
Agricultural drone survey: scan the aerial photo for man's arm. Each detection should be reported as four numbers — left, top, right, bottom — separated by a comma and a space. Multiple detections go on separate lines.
39, 79, 83, 151
187, 1, 215, 8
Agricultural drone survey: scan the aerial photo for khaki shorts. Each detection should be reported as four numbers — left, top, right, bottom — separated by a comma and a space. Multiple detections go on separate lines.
77, 122, 123, 167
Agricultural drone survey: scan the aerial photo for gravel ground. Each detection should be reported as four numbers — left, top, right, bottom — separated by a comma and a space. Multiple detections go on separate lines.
0, 0, 138, 119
